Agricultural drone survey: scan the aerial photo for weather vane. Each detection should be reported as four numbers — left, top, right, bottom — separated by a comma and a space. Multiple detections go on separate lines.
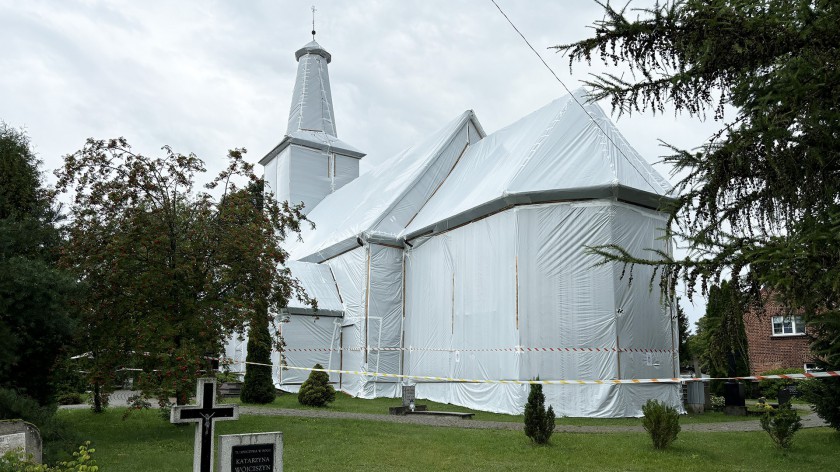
311, 5, 317, 40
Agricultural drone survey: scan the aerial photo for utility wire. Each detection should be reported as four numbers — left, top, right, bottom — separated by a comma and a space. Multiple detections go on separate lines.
489, 0, 663, 194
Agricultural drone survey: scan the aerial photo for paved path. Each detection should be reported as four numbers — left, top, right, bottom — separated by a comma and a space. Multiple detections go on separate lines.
61, 391, 829, 433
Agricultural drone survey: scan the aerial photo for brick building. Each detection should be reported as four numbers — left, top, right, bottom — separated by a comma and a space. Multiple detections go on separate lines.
743, 292, 812, 375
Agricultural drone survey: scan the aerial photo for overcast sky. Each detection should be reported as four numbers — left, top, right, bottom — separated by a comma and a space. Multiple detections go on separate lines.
0, 0, 724, 326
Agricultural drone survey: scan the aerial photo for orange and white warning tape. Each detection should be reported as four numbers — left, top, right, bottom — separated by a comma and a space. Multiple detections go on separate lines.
214, 356, 840, 385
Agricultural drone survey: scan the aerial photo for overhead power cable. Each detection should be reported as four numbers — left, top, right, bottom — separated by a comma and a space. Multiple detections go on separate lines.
489, 0, 663, 194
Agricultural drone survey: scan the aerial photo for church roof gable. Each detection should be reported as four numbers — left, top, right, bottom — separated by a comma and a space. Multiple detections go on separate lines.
288, 110, 482, 261
403, 92, 673, 238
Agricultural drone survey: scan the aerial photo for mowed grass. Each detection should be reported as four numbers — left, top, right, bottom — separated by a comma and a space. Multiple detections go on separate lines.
231, 391, 758, 425
59, 408, 840, 471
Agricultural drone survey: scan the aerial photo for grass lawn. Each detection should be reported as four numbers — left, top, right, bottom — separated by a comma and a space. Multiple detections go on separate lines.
230, 391, 758, 425
58, 408, 839, 471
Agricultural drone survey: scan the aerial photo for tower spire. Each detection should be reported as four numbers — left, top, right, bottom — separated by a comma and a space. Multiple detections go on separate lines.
311, 5, 317, 40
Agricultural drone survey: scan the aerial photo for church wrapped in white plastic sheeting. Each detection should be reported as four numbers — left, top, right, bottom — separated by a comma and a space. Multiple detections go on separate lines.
224, 38, 683, 417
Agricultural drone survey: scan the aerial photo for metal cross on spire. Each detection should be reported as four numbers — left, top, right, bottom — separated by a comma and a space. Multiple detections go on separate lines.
311, 5, 317, 40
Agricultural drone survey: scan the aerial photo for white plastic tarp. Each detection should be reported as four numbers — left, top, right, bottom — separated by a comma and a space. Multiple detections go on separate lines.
404, 92, 672, 238
403, 201, 679, 417
366, 245, 404, 392
287, 111, 483, 262
404, 210, 519, 412
516, 203, 617, 383
324, 247, 368, 396
611, 204, 677, 380
266, 92, 683, 416
278, 314, 341, 387
285, 260, 344, 316
287, 41, 336, 136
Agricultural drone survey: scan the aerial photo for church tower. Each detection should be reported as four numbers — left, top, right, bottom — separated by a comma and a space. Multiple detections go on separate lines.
259, 38, 365, 214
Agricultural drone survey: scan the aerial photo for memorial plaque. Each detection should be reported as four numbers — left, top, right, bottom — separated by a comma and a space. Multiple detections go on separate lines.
231, 444, 274, 472
218, 432, 282, 472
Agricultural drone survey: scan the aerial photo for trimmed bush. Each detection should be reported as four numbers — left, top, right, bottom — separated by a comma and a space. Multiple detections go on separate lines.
641, 399, 680, 450
760, 403, 802, 448
524, 382, 555, 445
298, 364, 335, 407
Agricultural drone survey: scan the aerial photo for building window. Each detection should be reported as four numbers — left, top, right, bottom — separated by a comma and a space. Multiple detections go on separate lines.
771, 315, 805, 336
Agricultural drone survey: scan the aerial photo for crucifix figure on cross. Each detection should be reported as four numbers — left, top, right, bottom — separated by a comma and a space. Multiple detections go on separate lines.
171, 378, 239, 472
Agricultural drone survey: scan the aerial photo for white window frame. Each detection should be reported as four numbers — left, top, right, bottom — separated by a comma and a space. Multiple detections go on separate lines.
771, 315, 805, 336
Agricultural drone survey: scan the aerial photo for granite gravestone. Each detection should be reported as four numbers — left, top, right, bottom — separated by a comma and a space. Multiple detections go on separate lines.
0, 421, 42, 463
218, 432, 282, 472
402, 385, 415, 407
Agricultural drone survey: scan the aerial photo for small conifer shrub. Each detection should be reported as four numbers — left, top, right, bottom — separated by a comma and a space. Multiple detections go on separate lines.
641, 399, 680, 449
524, 380, 555, 445
760, 403, 802, 449
298, 364, 336, 407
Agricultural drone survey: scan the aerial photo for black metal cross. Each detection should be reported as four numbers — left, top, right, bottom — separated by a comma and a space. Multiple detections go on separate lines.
171, 378, 239, 472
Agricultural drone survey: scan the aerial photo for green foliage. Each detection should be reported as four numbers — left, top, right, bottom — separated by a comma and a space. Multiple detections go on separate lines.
53, 394, 83, 407
641, 399, 680, 450
523, 382, 555, 445
0, 389, 77, 464
240, 311, 276, 404
760, 404, 802, 449
675, 299, 691, 366
799, 378, 840, 431
690, 282, 750, 383
215, 371, 241, 384
796, 310, 840, 430
757, 368, 802, 399
56, 139, 312, 406
297, 364, 335, 407
556, 0, 840, 376
0, 442, 97, 472
0, 123, 77, 405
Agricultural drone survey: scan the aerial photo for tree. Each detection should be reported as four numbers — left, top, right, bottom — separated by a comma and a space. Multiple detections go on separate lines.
556, 0, 840, 417
523, 381, 555, 445
0, 122, 76, 405
239, 307, 276, 404
675, 298, 691, 367
696, 281, 749, 378
298, 364, 335, 407
240, 182, 280, 405
56, 138, 311, 410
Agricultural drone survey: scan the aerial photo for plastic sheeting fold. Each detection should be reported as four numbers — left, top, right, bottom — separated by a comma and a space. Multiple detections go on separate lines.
285, 260, 344, 316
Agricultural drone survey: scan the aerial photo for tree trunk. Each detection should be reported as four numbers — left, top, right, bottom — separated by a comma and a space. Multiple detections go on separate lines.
92, 381, 103, 413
